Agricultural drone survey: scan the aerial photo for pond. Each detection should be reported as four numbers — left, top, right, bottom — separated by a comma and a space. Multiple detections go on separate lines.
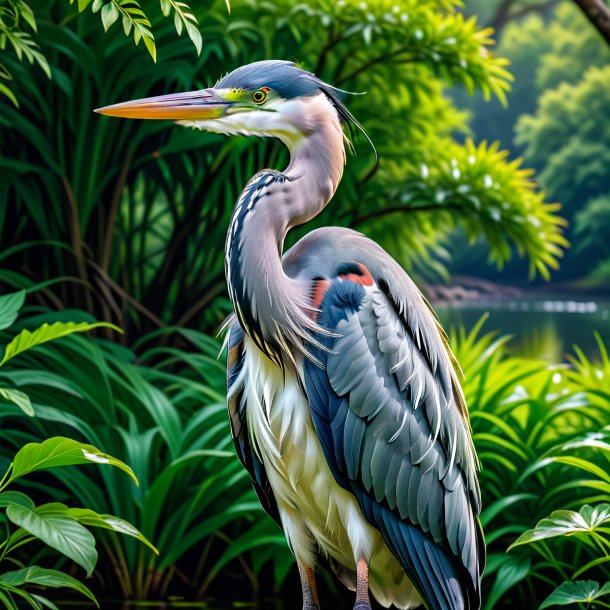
436, 293, 610, 362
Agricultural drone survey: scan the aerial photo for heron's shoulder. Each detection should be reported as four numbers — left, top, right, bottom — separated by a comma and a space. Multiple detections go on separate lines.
283, 227, 380, 279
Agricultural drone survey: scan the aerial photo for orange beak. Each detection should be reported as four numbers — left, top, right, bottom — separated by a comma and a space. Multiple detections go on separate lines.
94, 89, 231, 120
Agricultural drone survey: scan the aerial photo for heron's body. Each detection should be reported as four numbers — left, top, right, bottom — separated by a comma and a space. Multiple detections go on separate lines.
98, 59, 485, 610
231, 323, 420, 608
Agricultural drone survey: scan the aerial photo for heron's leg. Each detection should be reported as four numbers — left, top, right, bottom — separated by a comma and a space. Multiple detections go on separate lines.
297, 561, 320, 610
353, 557, 372, 610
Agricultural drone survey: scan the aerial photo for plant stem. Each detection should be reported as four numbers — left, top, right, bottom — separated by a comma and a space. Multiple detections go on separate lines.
0, 464, 13, 491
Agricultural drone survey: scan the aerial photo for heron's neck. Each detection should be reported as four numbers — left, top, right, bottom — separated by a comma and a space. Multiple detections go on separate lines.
225, 103, 345, 361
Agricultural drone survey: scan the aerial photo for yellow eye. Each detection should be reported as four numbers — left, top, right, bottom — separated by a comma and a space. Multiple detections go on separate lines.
252, 88, 268, 104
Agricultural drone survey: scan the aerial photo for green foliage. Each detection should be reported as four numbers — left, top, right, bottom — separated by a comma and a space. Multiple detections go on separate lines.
0, 0, 221, 106
0, 290, 292, 601
510, 504, 610, 548
515, 65, 610, 208
0, 0, 50, 106
0, 292, 155, 608
0, 566, 97, 609
0, 289, 118, 415
453, 320, 610, 608
575, 195, 610, 258
540, 580, 610, 609
454, 1, 609, 282
0, 0, 566, 343
364, 138, 567, 280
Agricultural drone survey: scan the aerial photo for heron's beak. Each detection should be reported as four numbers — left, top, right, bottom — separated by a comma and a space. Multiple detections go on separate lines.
94, 89, 231, 120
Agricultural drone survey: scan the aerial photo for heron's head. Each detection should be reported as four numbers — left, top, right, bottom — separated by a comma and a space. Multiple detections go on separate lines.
95, 60, 368, 150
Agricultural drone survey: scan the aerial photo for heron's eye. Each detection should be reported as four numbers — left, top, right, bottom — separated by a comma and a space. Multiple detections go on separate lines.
252, 88, 268, 104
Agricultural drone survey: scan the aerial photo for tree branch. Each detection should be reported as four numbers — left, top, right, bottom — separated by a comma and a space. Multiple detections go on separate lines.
350, 203, 466, 227
488, 0, 559, 34
572, 0, 610, 45
337, 47, 417, 84
488, 0, 517, 32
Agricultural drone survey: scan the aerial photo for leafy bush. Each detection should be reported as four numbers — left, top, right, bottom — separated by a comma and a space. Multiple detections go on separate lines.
0, 291, 155, 609
515, 65, 610, 210
0, 289, 291, 602
455, 320, 610, 609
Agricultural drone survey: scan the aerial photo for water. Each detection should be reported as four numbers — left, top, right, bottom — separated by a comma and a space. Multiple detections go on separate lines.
436, 294, 610, 362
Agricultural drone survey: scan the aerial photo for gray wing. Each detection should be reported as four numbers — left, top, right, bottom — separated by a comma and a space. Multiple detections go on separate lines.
298, 231, 484, 610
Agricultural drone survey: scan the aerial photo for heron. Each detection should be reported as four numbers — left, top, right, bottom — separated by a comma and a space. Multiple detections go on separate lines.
96, 60, 485, 610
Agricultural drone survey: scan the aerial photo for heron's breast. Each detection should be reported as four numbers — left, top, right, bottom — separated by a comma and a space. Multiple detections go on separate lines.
239, 340, 423, 609
241, 340, 371, 560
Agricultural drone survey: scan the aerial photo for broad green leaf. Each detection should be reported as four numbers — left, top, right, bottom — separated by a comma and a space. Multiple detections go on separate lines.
0, 291, 25, 330
0, 566, 97, 606
0, 321, 122, 367
64, 508, 158, 554
483, 556, 531, 610
539, 580, 610, 608
10, 437, 137, 484
77, 0, 93, 11
0, 491, 35, 509
6, 504, 98, 576
509, 504, 610, 550
0, 387, 34, 416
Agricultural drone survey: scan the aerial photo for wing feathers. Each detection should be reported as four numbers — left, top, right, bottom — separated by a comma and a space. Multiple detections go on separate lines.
304, 275, 483, 610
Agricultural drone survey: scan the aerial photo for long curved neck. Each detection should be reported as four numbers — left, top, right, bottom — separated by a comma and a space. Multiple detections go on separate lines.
225, 95, 345, 361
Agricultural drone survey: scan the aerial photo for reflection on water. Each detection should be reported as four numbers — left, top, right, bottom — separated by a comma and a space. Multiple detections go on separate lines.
436, 294, 610, 361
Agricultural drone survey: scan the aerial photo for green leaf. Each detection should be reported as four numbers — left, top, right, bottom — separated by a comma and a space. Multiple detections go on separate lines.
10, 437, 137, 484
0, 387, 34, 416
540, 580, 610, 608
18, 3, 38, 32
77, 0, 93, 11
0, 321, 122, 367
0, 566, 98, 606
185, 22, 202, 56
0, 82, 19, 108
143, 34, 156, 62
509, 504, 610, 550
101, 3, 120, 32
6, 505, 98, 576
0, 291, 25, 330
64, 508, 158, 554
30, 594, 60, 610
483, 556, 531, 610
0, 491, 35, 509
